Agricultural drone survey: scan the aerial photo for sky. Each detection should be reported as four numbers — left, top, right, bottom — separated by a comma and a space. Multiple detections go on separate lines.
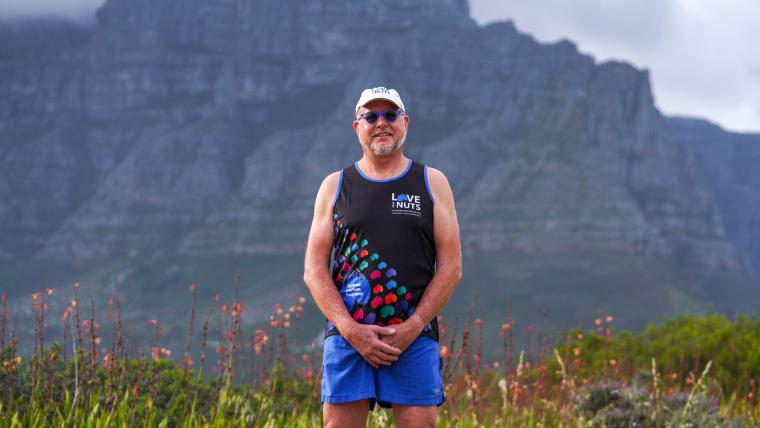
469, 0, 760, 133
1, 0, 758, 133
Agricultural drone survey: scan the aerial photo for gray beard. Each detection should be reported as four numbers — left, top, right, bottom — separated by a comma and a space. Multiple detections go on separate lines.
365, 136, 406, 157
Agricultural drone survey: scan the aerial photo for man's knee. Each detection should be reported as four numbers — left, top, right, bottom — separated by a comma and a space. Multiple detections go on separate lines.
323, 399, 371, 428
393, 405, 437, 428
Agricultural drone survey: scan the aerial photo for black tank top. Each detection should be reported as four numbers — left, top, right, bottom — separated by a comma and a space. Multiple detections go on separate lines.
325, 160, 439, 341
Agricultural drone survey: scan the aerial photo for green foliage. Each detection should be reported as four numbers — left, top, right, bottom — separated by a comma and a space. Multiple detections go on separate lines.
560, 313, 760, 396
3, 299, 760, 427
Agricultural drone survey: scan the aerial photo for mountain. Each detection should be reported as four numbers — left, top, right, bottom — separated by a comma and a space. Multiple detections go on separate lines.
669, 117, 760, 278
1, 0, 758, 356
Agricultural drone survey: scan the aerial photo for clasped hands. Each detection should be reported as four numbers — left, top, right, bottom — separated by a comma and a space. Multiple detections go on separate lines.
343, 318, 424, 368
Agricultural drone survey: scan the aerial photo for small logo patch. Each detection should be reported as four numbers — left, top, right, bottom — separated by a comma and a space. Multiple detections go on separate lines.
391, 192, 422, 217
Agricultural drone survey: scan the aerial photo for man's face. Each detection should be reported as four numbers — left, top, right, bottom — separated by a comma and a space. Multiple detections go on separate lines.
353, 99, 409, 157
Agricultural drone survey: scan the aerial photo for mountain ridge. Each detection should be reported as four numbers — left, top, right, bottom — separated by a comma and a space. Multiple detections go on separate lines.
0, 1, 758, 323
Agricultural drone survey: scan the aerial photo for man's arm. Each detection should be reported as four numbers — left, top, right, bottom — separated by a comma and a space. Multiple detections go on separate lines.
303, 172, 401, 368
381, 167, 462, 351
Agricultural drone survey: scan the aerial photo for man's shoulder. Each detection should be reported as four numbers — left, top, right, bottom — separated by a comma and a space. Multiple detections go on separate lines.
423, 166, 449, 186
315, 170, 342, 201
323, 170, 342, 183
422, 165, 453, 202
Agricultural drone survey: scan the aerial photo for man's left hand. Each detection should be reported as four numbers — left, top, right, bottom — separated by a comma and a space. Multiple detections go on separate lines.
379, 317, 424, 354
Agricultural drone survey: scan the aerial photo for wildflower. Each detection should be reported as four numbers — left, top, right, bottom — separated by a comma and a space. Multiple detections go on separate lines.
132, 385, 139, 397
189, 282, 197, 292
609, 358, 617, 366
296, 305, 303, 312
94, 338, 101, 345
594, 318, 602, 326
474, 318, 483, 327
498, 378, 508, 392
60, 311, 70, 322
32, 293, 41, 300
299, 296, 307, 304
149, 319, 158, 326
289, 305, 296, 313
573, 347, 581, 356
221, 304, 228, 313
108, 298, 113, 305
440, 346, 450, 358
283, 321, 291, 328
74, 282, 80, 288
70, 300, 77, 307
501, 322, 511, 330
214, 293, 220, 302
605, 315, 614, 323
302, 353, 310, 363
576, 333, 583, 340
493, 362, 500, 368
45, 288, 53, 295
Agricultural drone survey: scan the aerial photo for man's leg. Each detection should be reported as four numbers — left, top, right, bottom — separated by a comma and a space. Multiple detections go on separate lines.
323, 399, 371, 428
393, 404, 436, 428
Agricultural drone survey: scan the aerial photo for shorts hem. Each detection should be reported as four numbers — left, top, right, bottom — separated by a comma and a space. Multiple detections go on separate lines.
321, 392, 376, 404
376, 394, 445, 407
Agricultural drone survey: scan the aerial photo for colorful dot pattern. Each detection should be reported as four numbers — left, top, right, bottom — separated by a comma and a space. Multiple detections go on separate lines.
329, 215, 416, 328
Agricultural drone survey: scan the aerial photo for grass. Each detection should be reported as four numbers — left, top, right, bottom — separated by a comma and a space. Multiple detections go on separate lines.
2, 279, 760, 427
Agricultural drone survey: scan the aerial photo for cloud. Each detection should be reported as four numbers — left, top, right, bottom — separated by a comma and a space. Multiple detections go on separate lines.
469, 0, 760, 133
0, 0, 104, 23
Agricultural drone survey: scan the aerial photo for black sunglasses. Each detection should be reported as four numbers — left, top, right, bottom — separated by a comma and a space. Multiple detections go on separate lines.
357, 109, 404, 124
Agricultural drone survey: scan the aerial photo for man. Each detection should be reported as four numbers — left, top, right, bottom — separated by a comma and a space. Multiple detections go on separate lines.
304, 87, 462, 428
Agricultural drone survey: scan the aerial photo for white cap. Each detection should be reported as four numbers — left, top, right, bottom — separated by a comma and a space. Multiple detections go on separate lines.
355, 87, 406, 115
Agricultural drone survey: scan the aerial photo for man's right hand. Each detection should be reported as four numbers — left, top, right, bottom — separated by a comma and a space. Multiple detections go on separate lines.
342, 324, 401, 368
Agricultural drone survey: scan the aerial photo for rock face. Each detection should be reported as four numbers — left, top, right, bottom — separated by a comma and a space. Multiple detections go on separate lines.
669, 118, 760, 277
0, 0, 756, 293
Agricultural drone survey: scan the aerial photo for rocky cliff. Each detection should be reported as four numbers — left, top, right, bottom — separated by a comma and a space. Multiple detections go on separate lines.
669, 117, 760, 278
0, 0, 757, 308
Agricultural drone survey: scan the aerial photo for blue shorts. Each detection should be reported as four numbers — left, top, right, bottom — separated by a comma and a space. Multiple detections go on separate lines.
321, 334, 444, 409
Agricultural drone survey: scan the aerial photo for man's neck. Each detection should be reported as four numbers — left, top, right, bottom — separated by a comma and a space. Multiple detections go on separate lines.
357, 152, 410, 181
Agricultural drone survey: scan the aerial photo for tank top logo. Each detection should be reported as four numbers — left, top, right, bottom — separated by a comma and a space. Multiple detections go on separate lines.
391, 192, 422, 217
